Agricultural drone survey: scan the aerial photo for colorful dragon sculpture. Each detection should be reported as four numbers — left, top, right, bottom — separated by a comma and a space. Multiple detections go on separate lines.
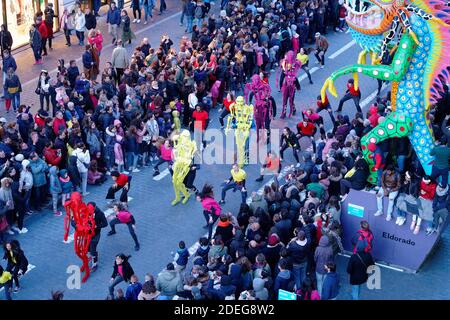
63, 192, 96, 283
321, 0, 450, 184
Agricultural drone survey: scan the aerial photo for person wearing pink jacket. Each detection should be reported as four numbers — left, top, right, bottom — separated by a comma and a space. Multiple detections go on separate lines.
107, 203, 140, 251
88, 30, 104, 55
153, 139, 173, 177
198, 183, 222, 241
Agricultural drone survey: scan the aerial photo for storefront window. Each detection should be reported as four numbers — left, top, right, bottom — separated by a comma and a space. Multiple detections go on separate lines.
5, 0, 39, 50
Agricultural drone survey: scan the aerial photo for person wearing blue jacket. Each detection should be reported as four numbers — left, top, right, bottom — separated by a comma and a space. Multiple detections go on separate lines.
125, 274, 143, 300
107, 2, 121, 44
174, 240, 190, 271
49, 166, 62, 216
29, 152, 48, 211
82, 45, 94, 80
321, 262, 340, 300
273, 259, 294, 299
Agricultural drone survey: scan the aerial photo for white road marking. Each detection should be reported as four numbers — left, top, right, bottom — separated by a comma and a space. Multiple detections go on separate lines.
63, 197, 133, 244
153, 168, 171, 181
329, 40, 356, 59
21, 12, 182, 88
0, 264, 36, 292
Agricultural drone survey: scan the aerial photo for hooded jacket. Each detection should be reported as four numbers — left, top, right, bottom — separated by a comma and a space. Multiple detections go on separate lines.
207, 275, 236, 300
253, 277, 269, 300
156, 269, 183, 297
273, 269, 293, 297
29, 157, 48, 187
314, 236, 334, 274
249, 193, 268, 214
49, 166, 62, 194
321, 272, 340, 300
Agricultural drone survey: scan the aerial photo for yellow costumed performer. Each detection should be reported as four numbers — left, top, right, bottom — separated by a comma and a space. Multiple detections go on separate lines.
225, 96, 254, 168
171, 129, 197, 206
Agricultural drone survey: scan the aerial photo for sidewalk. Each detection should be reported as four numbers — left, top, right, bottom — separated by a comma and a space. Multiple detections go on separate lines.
0, 0, 182, 121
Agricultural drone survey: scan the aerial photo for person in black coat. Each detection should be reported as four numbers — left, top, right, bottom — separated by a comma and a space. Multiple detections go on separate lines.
109, 253, 134, 298
347, 243, 375, 300
0, 24, 13, 59
87, 202, 108, 272
273, 259, 294, 299
280, 127, 300, 163
3, 240, 29, 292
214, 214, 234, 246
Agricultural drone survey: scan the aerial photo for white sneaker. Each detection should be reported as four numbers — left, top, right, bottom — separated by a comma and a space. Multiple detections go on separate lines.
6, 229, 15, 235
398, 217, 407, 226
19, 228, 28, 234
144, 21, 148, 24
132, 168, 140, 173
320, 65, 324, 69
106, 171, 111, 175
137, 19, 141, 23
133, 19, 137, 23
122, 171, 130, 175
374, 210, 383, 217
395, 217, 401, 225
386, 214, 392, 222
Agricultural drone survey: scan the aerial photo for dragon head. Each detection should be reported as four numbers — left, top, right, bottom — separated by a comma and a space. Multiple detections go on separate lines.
344, 0, 402, 53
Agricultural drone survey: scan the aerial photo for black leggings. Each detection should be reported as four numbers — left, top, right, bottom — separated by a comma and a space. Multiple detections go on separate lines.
106, 184, 129, 203
203, 210, 219, 240
109, 218, 139, 246
133, 8, 141, 19
39, 93, 50, 111
280, 144, 300, 163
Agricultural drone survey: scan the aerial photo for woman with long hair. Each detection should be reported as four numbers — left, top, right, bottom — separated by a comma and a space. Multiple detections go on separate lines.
3, 240, 28, 293
197, 183, 222, 241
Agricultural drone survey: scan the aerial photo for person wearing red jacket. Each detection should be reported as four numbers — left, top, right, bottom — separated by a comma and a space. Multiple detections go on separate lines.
34, 110, 48, 128
219, 93, 235, 128
297, 119, 317, 153
106, 171, 131, 207
44, 142, 62, 166
255, 150, 281, 182
336, 79, 361, 114
37, 19, 49, 57
191, 104, 209, 149
52, 111, 67, 135
410, 176, 437, 235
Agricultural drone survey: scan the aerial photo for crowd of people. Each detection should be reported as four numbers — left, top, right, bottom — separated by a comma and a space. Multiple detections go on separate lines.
0, 0, 449, 301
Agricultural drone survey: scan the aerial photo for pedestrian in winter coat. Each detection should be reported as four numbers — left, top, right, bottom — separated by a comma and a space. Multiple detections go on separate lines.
321, 262, 340, 300
156, 263, 183, 298
74, 9, 86, 45
125, 274, 142, 300
85, 8, 97, 31
120, 10, 135, 45
253, 277, 269, 300
59, 169, 73, 205
109, 253, 134, 298
29, 24, 43, 64
49, 166, 62, 216
287, 229, 310, 290
29, 152, 48, 211
72, 143, 90, 196
273, 259, 294, 299
314, 235, 334, 297
60, 8, 74, 46
0, 24, 13, 59
174, 241, 190, 271
3, 240, 28, 292
347, 242, 375, 300
3, 68, 22, 113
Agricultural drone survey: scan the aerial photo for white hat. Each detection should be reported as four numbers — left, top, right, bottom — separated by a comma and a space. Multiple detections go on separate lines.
152, 81, 159, 90
0, 117, 7, 123
15, 154, 24, 162
315, 32, 321, 38
220, 10, 227, 17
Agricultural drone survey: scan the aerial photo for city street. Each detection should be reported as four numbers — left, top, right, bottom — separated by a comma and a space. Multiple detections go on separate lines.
0, 1, 449, 300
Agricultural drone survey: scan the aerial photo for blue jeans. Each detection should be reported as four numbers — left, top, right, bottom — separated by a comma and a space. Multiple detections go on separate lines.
126, 152, 139, 170
221, 181, 247, 203
316, 272, 326, 297
186, 16, 194, 33
352, 284, 361, 300
143, 4, 153, 21
397, 208, 407, 218
0, 281, 12, 300
431, 166, 448, 188
109, 275, 124, 297
196, 18, 203, 29
292, 262, 307, 290
9, 93, 20, 111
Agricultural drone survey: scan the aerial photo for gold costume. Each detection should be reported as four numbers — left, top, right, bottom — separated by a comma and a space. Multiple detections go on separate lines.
225, 96, 254, 168
171, 130, 197, 206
